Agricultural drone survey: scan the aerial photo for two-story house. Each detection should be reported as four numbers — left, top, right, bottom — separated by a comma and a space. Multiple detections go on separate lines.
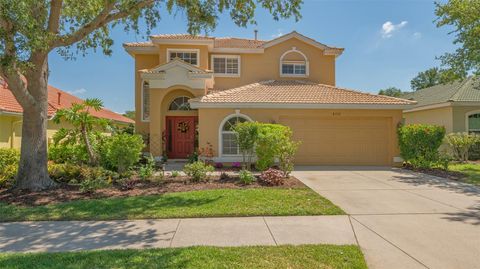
124, 31, 415, 166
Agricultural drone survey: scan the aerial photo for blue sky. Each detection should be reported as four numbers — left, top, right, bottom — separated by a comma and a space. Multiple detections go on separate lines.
48, 0, 455, 114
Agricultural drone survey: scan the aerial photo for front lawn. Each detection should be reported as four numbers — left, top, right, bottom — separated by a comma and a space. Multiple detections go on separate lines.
0, 188, 344, 222
448, 163, 480, 186
0, 245, 367, 269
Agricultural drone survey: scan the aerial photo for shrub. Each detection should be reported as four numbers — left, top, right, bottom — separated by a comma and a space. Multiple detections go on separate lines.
102, 133, 144, 173
220, 172, 230, 180
255, 124, 289, 170
445, 132, 479, 162
214, 162, 224, 169
170, 170, 180, 178
238, 169, 255, 184
79, 178, 110, 193
398, 124, 445, 168
233, 122, 259, 170
139, 155, 155, 180
259, 168, 285, 186
0, 149, 19, 188
231, 162, 242, 169
183, 161, 214, 182
117, 178, 138, 191
48, 143, 89, 165
278, 140, 300, 177
48, 163, 117, 184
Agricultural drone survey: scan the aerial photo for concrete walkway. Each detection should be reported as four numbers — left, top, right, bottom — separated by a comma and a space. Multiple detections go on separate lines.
293, 166, 480, 269
0, 216, 356, 253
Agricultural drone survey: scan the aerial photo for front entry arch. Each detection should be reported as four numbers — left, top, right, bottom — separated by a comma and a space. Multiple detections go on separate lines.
166, 116, 197, 159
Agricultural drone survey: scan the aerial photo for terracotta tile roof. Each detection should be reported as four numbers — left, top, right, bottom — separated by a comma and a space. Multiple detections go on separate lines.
123, 41, 154, 47
0, 79, 134, 124
214, 37, 265, 49
150, 34, 214, 40
194, 80, 416, 105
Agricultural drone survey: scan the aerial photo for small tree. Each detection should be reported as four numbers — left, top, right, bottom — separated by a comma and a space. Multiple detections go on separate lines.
398, 124, 446, 168
445, 132, 479, 162
53, 98, 108, 165
233, 122, 259, 170
278, 140, 301, 177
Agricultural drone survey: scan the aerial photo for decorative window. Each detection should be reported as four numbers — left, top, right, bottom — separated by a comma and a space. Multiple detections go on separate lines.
468, 113, 480, 133
142, 81, 150, 121
220, 115, 250, 155
212, 55, 240, 76
169, 96, 192, 111
168, 49, 198, 65
280, 48, 309, 77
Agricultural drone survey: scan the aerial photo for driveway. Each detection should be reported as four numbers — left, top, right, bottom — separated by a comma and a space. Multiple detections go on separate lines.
293, 167, 480, 269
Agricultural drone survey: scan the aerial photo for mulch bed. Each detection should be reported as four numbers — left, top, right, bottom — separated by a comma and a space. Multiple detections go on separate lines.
403, 164, 467, 182
0, 175, 305, 207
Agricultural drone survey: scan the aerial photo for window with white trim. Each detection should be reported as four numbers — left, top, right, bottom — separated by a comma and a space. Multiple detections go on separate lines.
142, 81, 150, 121
169, 50, 198, 65
468, 113, 480, 133
280, 48, 309, 77
221, 116, 249, 155
169, 96, 193, 111
212, 55, 240, 76
281, 62, 306, 75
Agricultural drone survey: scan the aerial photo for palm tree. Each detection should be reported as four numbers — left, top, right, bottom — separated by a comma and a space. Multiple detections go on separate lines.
53, 98, 108, 165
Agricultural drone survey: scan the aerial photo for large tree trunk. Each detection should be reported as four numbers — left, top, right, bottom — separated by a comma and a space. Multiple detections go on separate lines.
14, 59, 56, 191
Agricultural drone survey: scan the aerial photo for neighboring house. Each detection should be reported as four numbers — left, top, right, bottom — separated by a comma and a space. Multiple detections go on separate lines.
0, 79, 134, 149
402, 76, 480, 133
124, 31, 415, 166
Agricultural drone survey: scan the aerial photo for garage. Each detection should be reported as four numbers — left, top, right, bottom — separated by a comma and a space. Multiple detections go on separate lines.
279, 116, 391, 165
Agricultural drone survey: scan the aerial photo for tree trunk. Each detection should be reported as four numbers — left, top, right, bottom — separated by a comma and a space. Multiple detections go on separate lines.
14, 62, 56, 191
81, 125, 97, 165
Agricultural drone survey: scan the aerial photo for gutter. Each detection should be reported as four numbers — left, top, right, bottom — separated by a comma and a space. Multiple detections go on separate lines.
189, 102, 416, 110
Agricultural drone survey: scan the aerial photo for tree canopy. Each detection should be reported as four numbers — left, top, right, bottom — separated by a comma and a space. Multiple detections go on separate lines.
410, 67, 463, 91
378, 87, 404, 97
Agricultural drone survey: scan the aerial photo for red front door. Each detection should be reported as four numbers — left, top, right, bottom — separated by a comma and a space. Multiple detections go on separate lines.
166, 116, 197, 159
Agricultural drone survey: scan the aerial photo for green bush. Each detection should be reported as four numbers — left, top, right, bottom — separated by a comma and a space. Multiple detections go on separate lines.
139, 155, 155, 180
79, 178, 110, 193
48, 163, 117, 184
170, 170, 180, 178
183, 161, 214, 182
233, 122, 259, 169
398, 124, 446, 168
445, 132, 479, 162
0, 149, 19, 188
48, 143, 89, 164
238, 169, 255, 184
259, 168, 285, 186
101, 133, 144, 173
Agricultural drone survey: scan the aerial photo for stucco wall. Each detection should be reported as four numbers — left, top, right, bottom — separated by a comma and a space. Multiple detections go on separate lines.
0, 115, 13, 148
452, 106, 480, 132
403, 106, 453, 133
197, 108, 402, 165
134, 54, 159, 136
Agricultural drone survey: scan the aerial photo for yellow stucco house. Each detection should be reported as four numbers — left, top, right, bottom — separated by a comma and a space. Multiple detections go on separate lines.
0, 80, 134, 149
124, 31, 415, 166
402, 76, 480, 134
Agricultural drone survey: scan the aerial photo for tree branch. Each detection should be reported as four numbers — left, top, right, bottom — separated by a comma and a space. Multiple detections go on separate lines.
52, 0, 155, 48
48, 0, 63, 33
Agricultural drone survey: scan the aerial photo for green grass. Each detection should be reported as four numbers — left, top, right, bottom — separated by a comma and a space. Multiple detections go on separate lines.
449, 163, 480, 186
0, 188, 344, 222
0, 245, 367, 269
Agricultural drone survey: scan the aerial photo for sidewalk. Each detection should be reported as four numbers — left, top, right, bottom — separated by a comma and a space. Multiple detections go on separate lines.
0, 216, 356, 253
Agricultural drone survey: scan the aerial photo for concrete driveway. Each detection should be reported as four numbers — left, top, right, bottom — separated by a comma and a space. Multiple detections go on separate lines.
293, 167, 480, 269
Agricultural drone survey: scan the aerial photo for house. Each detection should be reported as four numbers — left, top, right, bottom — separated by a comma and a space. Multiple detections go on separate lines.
123, 31, 415, 166
0, 79, 134, 149
402, 76, 480, 133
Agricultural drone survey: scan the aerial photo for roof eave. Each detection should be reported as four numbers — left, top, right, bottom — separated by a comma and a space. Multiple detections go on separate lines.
190, 102, 415, 110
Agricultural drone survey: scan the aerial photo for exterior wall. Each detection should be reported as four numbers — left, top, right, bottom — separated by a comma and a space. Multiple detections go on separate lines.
134, 54, 159, 136
210, 38, 336, 91
452, 106, 480, 132
197, 108, 403, 165
0, 115, 14, 148
149, 86, 203, 156
403, 107, 454, 133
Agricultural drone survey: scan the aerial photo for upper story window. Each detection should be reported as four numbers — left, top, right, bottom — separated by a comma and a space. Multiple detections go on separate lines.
169, 96, 193, 111
212, 55, 240, 77
168, 49, 199, 66
468, 112, 480, 133
280, 48, 309, 77
142, 81, 150, 121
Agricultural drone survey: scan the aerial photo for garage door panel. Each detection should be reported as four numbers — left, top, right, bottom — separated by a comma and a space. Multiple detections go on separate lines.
279, 116, 390, 165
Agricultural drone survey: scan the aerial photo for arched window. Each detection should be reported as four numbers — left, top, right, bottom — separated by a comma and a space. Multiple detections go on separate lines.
220, 115, 251, 155
279, 48, 309, 77
169, 96, 192, 111
142, 81, 150, 121
467, 112, 480, 133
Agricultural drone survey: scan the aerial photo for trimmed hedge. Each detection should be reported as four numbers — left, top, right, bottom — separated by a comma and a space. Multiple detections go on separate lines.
398, 124, 445, 168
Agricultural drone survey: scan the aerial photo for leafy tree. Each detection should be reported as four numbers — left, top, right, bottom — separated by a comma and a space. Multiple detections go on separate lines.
123, 110, 135, 120
0, 0, 302, 190
378, 87, 403, 97
435, 0, 480, 76
410, 67, 464, 91
53, 98, 109, 166
233, 121, 259, 170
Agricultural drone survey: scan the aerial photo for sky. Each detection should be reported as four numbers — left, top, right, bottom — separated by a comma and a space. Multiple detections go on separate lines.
48, 0, 456, 114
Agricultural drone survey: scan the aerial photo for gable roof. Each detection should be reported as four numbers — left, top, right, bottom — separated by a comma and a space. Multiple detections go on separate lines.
139, 58, 212, 74
190, 80, 415, 109
401, 76, 480, 109
0, 79, 134, 124
124, 31, 343, 55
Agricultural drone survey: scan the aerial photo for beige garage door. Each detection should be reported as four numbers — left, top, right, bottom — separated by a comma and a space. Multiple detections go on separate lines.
279, 116, 390, 165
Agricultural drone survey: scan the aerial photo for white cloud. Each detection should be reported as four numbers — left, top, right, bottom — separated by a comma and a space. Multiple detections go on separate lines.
271, 29, 284, 38
67, 88, 87, 95
413, 32, 422, 39
381, 21, 408, 38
